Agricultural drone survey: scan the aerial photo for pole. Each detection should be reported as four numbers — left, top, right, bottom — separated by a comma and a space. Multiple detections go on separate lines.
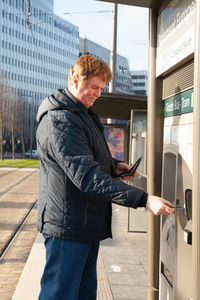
192, 1, 200, 299
147, 8, 163, 300
109, 3, 118, 93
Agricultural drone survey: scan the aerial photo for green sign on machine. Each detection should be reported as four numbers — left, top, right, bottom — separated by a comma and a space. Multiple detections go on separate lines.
164, 89, 193, 117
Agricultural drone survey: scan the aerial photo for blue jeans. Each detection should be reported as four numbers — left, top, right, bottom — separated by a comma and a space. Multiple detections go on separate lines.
38, 235, 100, 300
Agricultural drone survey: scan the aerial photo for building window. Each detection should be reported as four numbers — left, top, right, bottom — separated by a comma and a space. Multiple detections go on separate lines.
132, 75, 147, 79
133, 82, 145, 87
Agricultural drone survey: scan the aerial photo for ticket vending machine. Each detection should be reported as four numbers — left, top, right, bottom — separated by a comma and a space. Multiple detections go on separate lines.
159, 91, 193, 300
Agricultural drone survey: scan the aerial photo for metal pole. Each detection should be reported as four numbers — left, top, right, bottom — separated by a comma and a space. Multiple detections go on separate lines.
192, 1, 200, 299
127, 109, 134, 232
147, 8, 163, 300
129, 109, 134, 165
109, 3, 118, 93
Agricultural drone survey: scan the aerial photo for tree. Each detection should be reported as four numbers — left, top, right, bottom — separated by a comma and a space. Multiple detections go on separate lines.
0, 73, 9, 160
7, 89, 26, 159
15, 95, 26, 158
0, 72, 32, 160
6, 88, 16, 159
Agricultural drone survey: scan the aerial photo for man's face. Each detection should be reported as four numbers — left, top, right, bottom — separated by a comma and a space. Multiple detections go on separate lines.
75, 76, 106, 109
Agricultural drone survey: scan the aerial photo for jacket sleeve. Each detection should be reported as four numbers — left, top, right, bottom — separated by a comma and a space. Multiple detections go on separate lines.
48, 111, 147, 209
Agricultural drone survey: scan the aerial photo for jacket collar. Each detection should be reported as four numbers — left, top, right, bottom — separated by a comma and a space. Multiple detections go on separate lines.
64, 88, 88, 113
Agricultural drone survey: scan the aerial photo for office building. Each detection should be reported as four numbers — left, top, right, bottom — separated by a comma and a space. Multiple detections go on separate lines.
0, 0, 79, 146
79, 38, 132, 94
131, 70, 148, 95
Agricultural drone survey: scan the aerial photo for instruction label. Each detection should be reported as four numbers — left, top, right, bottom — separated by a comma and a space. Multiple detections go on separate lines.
164, 89, 193, 117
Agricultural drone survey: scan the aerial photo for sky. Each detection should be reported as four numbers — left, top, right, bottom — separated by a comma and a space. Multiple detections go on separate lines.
53, 0, 149, 71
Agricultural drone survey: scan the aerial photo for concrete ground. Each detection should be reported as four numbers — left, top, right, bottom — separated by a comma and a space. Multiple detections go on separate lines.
12, 204, 148, 300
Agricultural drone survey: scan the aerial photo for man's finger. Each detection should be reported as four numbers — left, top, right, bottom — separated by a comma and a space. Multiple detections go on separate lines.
163, 199, 175, 208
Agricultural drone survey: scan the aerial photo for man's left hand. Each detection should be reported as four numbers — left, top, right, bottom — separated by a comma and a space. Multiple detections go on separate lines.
115, 162, 138, 181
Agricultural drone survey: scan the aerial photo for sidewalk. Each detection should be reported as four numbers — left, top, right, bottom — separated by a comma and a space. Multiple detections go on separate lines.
12, 204, 148, 300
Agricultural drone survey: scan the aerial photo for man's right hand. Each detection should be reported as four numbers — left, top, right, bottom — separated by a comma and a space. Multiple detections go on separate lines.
146, 195, 175, 216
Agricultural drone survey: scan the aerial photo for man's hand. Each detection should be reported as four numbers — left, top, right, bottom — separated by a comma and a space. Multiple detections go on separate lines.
115, 162, 138, 180
146, 195, 175, 215
115, 162, 130, 175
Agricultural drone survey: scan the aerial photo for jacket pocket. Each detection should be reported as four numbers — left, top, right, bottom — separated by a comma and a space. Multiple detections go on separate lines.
83, 200, 90, 229
37, 204, 46, 232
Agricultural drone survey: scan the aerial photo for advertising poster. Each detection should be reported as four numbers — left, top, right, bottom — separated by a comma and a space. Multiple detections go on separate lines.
104, 127, 125, 161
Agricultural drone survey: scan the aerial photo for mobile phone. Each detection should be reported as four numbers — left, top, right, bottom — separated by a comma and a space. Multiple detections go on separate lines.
115, 156, 142, 178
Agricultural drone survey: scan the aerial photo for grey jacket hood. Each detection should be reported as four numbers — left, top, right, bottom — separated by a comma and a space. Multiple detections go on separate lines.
36, 89, 83, 123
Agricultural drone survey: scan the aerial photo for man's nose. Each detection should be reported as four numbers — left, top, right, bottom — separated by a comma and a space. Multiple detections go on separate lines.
95, 89, 101, 97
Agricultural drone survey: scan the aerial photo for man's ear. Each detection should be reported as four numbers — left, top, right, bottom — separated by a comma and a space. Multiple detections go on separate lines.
73, 77, 79, 89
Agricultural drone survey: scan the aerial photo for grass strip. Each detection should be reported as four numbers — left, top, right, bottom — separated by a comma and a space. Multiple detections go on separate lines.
0, 159, 40, 168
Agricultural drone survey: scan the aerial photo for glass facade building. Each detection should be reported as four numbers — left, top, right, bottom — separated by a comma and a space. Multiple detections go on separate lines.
131, 70, 148, 96
79, 38, 132, 94
0, 0, 79, 145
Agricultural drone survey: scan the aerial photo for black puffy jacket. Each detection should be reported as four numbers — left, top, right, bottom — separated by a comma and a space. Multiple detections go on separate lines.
36, 89, 147, 242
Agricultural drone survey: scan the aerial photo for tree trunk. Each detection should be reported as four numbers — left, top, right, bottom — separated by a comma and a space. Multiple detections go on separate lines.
0, 122, 3, 161
21, 130, 25, 159
11, 127, 15, 159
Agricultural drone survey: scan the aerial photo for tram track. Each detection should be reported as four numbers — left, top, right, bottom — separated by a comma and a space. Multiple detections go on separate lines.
0, 168, 39, 300
0, 168, 20, 178
0, 168, 37, 197
0, 201, 37, 260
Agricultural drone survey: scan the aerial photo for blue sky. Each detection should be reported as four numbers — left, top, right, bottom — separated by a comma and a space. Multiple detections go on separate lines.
53, 0, 149, 71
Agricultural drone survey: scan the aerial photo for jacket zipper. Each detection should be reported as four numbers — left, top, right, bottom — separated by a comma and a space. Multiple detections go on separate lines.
83, 201, 89, 229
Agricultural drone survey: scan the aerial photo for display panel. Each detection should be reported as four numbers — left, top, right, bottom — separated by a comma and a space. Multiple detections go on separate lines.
156, 0, 195, 76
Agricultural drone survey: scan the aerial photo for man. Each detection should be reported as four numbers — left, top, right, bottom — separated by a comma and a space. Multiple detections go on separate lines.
36, 55, 174, 300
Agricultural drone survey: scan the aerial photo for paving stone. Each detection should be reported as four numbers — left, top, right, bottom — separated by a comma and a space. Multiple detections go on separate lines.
110, 284, 147, 300
100, 204, 147, 300
104, 262, 146, 274
108, 271, 146, 286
